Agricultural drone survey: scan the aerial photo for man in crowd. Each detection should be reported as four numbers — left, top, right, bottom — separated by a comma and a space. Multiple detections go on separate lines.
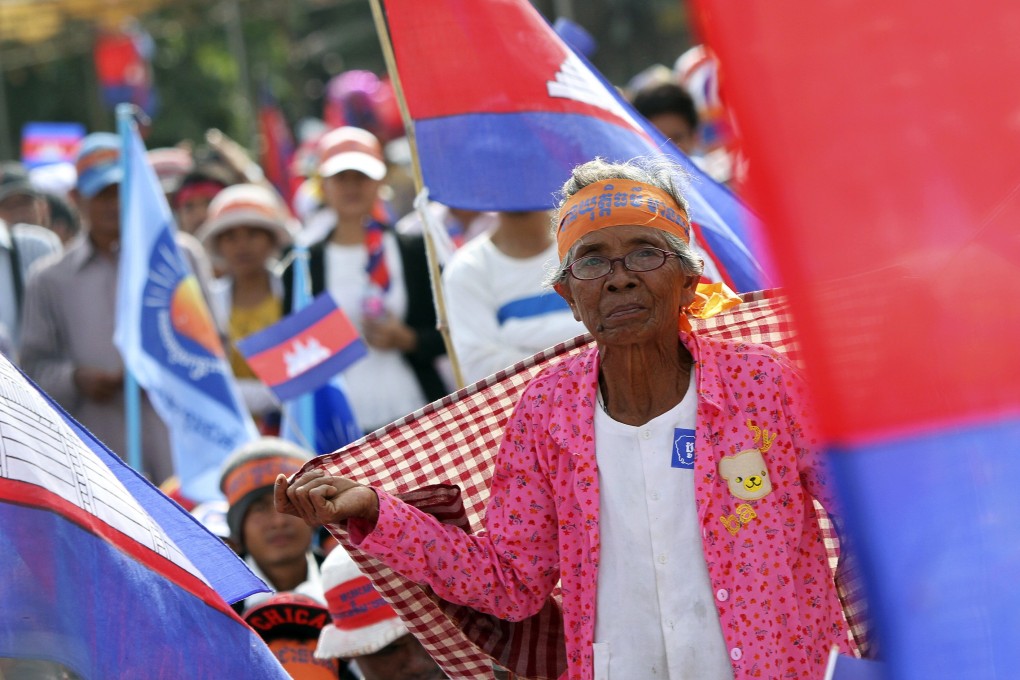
19, 133, 174, 482
219, 437, 325, 611
0, 163, 61, 358
631, 80, 701, 156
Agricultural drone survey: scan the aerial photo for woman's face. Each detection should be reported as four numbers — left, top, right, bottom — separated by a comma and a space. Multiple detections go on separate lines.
216, 225, 277, 278
177, 193, 215, 234
554, 225, 698, 347
322, 170, 381, 223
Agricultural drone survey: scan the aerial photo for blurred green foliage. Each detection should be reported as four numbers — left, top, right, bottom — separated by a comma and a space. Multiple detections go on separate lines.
0, 0, 690, 158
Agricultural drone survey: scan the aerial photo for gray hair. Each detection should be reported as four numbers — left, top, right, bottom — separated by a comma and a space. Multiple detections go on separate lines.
543, 156, 704, 286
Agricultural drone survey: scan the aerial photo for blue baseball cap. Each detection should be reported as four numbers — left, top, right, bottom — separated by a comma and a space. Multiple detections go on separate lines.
75, 132, 122, 198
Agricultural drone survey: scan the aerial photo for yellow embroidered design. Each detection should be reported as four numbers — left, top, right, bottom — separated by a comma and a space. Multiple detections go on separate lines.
746, 419, 776, 453
720, 503, 758, 535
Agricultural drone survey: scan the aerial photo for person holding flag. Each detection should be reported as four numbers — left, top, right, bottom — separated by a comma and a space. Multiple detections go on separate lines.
278, 156, 858, 680
282, 126, 446, 433
199, 183, 294, 430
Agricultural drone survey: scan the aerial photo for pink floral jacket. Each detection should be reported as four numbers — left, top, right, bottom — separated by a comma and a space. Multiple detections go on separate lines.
352, 331, 854, 679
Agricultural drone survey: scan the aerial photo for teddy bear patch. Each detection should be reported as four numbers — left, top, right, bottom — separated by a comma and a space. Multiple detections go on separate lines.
718, 420, 775, 502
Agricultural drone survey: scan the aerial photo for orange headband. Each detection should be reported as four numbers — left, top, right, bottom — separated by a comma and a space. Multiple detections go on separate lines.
556, 180, 690, 260
222, 455, 303, 506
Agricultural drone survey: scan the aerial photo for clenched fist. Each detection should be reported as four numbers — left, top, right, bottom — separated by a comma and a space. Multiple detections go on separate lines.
274, 469, 380, 527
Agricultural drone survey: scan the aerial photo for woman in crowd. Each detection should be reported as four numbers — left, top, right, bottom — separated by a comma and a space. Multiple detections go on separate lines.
283, 126, 446, 433
277, 156, 856, 680
199, 183, 293, 430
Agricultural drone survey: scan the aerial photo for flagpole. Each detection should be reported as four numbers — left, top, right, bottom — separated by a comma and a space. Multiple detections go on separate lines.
368, 0, 466, 389
116, 104, 144, 475
291, 246, 317, 449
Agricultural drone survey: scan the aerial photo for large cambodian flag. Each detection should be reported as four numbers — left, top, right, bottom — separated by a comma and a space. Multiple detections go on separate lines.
0, 356, 287, 678
693, 0, 1020, 677
114, 113, 257, 502
382, 0, 770, 293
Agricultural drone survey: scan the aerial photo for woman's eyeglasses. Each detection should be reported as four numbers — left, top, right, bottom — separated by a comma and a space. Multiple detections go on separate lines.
566, 247, 678, 281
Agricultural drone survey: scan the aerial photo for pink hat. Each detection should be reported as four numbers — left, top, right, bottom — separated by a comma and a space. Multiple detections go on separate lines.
314, 547, 407, 659
316, 126, 386, 181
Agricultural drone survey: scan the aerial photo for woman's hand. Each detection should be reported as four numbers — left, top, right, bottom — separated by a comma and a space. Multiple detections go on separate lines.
362, 314, 418, 352
274, 469, 380, 527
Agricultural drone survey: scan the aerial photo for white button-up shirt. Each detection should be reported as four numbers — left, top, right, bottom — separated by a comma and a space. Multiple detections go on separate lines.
593, 370, 733, 679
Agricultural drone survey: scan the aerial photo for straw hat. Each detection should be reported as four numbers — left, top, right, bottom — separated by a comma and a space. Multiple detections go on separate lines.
196, 183, 294, 256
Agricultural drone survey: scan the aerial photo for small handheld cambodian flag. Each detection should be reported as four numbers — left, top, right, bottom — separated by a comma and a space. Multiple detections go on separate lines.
236, 292, 368, 403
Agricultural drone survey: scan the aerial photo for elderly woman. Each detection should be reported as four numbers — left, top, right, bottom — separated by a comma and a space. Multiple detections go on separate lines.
276, 157, 855, 680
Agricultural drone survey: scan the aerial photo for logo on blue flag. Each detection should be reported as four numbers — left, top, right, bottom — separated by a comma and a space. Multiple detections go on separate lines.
114, 113, 256, 502
141, 229, 237, 407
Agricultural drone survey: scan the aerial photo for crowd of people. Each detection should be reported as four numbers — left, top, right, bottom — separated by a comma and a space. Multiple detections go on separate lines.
0, 45, 867, 680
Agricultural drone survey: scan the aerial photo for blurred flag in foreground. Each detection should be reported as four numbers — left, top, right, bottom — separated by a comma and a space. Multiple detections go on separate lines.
236, 292, 367, 403
693, 1, 1020, 677
381, 0, 770, 293
0, 355, 286, 678
114, 113, 257, 502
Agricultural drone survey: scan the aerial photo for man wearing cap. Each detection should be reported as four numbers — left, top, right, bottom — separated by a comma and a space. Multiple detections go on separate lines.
19, 132, 176, 482
0, 161, 54, 232
282, 126, 447, 433
315, 547, 446, 680
0, 161, 62, 357
220, 437, 325, 610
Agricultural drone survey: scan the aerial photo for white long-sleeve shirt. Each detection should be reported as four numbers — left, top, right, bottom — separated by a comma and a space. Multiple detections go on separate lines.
442, 235, 584, 384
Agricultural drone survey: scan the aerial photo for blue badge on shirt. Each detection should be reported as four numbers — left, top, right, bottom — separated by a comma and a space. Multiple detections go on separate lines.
672, 428, 696, 469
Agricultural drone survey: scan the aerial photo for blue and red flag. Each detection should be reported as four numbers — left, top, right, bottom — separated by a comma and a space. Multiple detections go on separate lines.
94, 27, 158, 116
236, 292, 368, 403
258, 84, 296, 206
20, 122, 85, 169
114, 113, 257, 502
0, 355, 287, 678
694, 0, 1020, 677
382, 0, 770, 292
264, 247, 363, 454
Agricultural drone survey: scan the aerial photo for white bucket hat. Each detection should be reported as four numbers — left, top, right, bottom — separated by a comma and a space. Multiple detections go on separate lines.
314, 547, 408, 659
